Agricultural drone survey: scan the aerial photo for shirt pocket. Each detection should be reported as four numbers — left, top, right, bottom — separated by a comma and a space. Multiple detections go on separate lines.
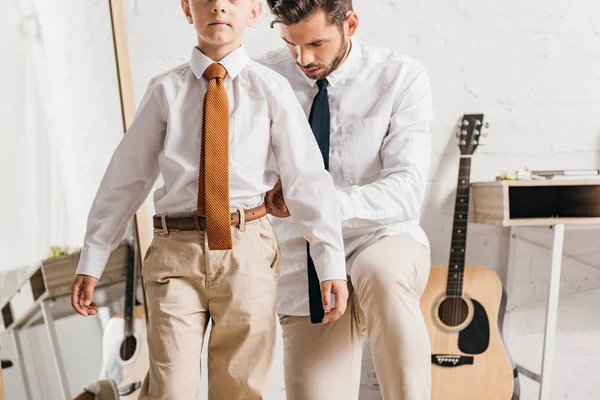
232, 113, 271, 168
341, 116, 389, 184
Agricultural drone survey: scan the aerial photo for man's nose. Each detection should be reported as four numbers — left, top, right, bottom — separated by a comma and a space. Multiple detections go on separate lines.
296, 47, 315, 67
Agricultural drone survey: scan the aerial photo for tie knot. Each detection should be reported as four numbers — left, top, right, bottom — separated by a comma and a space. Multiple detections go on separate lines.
316, 79, 328, 91
204, 63, 228, 80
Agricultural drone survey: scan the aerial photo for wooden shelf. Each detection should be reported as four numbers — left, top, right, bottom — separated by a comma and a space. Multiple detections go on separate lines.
0, 241, 130, 332
469, 179, 600, 227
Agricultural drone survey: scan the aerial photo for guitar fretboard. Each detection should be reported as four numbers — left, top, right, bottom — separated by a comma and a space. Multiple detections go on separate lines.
124, 239, 137, 337
446, 157, 471, 297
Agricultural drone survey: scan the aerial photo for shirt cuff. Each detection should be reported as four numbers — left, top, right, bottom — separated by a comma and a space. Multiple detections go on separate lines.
75, 245, 111, 279
313, 247, 347, 282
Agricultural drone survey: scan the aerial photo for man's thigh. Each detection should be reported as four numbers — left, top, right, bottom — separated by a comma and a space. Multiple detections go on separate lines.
351, 234, 431, 299
278, 293, 364, 400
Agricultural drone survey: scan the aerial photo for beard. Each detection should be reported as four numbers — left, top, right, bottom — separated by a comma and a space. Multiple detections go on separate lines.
297, 35, 351, 80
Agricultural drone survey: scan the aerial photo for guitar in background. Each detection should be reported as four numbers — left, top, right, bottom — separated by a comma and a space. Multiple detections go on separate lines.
98, 227, 149, 399
420, 114, 514, 399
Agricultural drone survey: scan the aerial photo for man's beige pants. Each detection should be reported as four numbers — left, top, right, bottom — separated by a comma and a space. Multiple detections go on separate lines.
280, 234, 431, 400
137, 216, 280, 400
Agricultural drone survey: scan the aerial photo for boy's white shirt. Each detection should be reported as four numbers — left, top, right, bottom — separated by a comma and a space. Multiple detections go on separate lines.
76, 46, 346, 286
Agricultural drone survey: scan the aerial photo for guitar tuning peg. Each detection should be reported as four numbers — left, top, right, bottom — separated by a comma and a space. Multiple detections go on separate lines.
475, 120, 482, 126
462, 120, 469, 127
484, 122, 490, 129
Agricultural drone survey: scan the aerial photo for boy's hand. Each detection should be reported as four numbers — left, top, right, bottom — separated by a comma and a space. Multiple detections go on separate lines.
71, 274, 99, 317
265, 176, 290, 218
320, 280, 349, 324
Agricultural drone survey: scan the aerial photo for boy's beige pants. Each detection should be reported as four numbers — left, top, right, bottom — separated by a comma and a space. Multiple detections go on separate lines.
137, 216, 280, 400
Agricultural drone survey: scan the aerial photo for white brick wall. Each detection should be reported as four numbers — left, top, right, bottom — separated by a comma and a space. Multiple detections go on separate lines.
2, 0, 599, 399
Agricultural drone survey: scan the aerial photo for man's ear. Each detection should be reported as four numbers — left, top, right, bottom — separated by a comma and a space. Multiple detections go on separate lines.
247, 0, 263, 27
345, 11, 358, 36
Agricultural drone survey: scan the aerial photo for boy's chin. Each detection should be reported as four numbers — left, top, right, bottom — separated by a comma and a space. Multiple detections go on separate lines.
200, 34, 241, 47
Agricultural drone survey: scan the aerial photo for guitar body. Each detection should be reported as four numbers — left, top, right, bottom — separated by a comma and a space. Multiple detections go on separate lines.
420, 114, 514, 399
99, 305, 148, 399
421, 265, 513, 399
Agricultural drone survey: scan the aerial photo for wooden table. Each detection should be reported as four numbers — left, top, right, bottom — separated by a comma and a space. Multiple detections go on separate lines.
469, 179, 600, 400
0, 241, 130, 400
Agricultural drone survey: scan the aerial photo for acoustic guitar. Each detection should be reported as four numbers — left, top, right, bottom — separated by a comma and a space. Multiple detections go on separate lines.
98, 230, 149, 398
420, 114, 514, 399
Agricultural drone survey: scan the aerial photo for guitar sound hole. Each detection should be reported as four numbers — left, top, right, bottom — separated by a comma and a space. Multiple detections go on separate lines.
120, 335, 138, 361
438, 297, 469, 327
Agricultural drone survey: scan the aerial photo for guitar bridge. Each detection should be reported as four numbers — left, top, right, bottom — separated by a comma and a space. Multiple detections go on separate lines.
431, 354, 474, 367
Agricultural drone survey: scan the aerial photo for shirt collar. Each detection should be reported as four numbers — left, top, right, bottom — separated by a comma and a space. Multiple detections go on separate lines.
295, 37, 362, 89
189, 45, 250, 80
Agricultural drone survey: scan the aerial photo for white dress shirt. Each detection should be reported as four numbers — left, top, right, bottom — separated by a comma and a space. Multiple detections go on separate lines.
76, 46, 346, 284
258, 38, 433, 316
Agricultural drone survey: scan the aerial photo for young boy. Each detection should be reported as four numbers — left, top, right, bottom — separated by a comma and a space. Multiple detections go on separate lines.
70, 1, 348, 399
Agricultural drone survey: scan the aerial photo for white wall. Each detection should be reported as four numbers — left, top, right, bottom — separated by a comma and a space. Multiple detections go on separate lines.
2, 0, 600, 399
1, 0, 126, 399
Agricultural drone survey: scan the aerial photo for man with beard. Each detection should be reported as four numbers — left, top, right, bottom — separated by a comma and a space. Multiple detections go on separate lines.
258, 1, 434, 399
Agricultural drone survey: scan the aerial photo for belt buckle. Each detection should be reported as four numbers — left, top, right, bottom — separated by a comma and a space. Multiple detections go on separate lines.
194, 215, 208, 231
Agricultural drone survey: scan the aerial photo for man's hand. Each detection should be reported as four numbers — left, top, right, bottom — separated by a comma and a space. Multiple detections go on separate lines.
265, 176, 290, 218
71, 274, 99, 317
320, 279, 349, 324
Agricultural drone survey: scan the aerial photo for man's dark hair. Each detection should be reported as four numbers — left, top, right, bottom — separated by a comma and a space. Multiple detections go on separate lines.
267, 0, 353, 29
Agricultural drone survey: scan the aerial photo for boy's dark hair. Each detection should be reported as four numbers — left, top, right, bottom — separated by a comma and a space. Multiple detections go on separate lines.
267, 0, 353, 29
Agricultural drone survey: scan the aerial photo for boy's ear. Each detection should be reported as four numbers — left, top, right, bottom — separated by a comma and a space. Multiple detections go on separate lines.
181, 0, 193, 24
247, 0, 263, 27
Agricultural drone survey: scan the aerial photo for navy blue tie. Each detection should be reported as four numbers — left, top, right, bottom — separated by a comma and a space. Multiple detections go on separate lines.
307, 79, 330, 324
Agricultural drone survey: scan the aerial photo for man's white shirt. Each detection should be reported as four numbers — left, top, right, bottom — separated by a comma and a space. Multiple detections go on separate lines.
258, 38, 433, 316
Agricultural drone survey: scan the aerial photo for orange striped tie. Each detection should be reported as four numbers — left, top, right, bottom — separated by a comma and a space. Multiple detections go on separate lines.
198, 63, 232, 250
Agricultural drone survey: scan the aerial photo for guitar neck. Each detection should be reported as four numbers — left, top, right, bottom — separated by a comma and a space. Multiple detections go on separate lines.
446, 156, 472, 297
124, 221, 140, 338
124, 245, 135, 337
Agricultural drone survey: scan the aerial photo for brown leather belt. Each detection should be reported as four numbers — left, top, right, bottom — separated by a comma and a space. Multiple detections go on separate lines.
153, 204, 267, 231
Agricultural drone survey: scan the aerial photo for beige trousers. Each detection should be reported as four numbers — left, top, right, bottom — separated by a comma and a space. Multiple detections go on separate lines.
279, 234, 431, 400
138, 216, 280, 400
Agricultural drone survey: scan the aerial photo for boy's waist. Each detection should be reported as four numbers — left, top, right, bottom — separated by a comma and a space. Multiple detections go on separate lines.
153, 204, 267, 231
